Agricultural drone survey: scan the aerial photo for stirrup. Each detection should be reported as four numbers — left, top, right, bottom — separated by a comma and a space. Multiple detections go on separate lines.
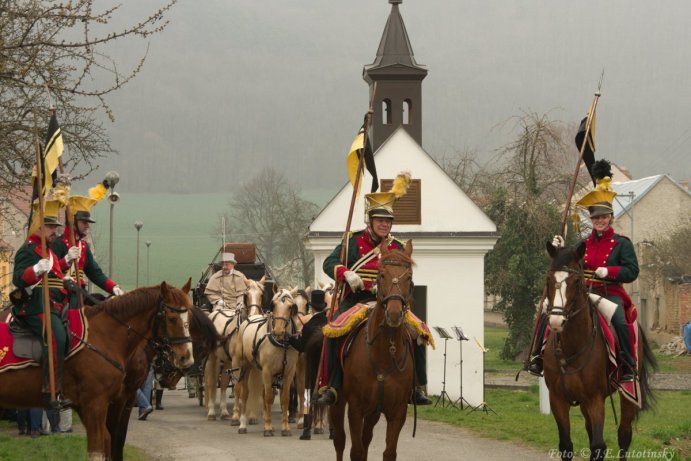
314, 386, 338, 406
527, 356, 543, 377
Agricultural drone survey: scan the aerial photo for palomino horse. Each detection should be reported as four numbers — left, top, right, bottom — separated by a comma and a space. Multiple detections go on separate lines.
206, 276, 265, 422
292, 287, 311, 428
331, 241, 415, 461
0, 281, 194, 461
543, 242, 656, 461
108, 304, 219, 461
234, 286, 299, 436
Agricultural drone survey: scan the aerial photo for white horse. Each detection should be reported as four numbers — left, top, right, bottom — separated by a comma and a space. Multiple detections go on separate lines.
204, 277, 264, 421
233, 287, 299, 436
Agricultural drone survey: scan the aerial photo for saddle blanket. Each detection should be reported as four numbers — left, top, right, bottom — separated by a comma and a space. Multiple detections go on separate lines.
323, 303, 435, 349
0, 309, 89, 373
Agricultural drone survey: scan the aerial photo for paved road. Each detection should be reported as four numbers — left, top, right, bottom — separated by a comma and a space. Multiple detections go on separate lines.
125, 389, 547, 461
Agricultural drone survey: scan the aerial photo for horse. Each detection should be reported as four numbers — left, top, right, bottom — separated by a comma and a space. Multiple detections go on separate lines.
205, 276, 265, 422
543, 242, 656, 461
0, 281, 194, 461
291, 286, 311, 427
233, 286, 299, 436
107, 303, 219, 461
330, 241, 415, 461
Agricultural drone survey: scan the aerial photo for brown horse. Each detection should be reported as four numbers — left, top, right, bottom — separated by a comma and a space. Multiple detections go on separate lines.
543, 242, 656, 461
107, 302, 219, 461
0, 281, 194, 461
330, 241, 415, 461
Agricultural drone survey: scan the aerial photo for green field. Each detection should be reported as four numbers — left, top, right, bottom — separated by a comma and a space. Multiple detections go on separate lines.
86, 190, 334, 291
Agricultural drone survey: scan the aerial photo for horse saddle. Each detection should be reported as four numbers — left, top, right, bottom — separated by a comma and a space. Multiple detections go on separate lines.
8, 317, 42, 361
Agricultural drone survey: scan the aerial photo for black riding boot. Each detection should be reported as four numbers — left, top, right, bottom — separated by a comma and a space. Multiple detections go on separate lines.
155, 389, 164, 410
315, 338, 341, 406
300, 413, 312, 440
41, 361, 72, 410
613, 318, 635, 382
527, 314, 548, 376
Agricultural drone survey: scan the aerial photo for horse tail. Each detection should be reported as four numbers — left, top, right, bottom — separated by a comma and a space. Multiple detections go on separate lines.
637, 325, 658, 414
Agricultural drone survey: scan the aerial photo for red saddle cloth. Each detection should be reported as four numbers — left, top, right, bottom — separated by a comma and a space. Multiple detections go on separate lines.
0, 309, 89, 373
542, 312, 642, 408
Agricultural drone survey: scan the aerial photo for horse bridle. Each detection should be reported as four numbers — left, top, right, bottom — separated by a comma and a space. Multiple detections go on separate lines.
268, 291, 296, 345
545, 266, 587, 323
377, 258, 413, 315
243, 285, 263, 316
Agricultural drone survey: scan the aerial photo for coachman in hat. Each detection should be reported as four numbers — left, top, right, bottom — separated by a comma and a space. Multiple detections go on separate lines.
528, 160, 639, 382
12, 200, 72, 409
204, 252, 249, 310
315, 172, 432, 406
51, 192, 124, 297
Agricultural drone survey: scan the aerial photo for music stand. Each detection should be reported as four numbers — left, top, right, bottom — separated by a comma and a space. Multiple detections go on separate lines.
467, 336, 497, 415
432, 327, 457, 409
451, 326, 471, 409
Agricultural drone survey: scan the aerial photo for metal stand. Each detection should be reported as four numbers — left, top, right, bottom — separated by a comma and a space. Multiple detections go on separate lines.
433, 327, 457, 409
468, 337, 496, 415
451, 326, 471, 409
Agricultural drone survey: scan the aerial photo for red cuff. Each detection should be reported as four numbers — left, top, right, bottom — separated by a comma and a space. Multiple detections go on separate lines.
59, 257, 69, 271
607, 266, 621, 279
105, 279, 117, 293
21, 266, 40, 285
334, 265, 348, 282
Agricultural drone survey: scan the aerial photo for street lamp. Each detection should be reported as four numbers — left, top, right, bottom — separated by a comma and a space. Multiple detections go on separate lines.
105, 171, 120, 277
134, 221, 143, 288
145, 240, 152, 285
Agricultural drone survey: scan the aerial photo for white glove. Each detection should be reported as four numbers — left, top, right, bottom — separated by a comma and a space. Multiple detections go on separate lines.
551, 235, 565, 248
112, 286, 125, 296
344, 271, 364, 292
594, 267, 609, 278
215, 299, 225, 307
65, 246, 80, 264
33, 259, 52, 276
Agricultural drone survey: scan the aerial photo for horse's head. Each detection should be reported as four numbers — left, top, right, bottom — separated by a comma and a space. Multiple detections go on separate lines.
157, 278, 195, 368
294, 286, 311, 316
545, 241, 587, 333
243, 277, 265, 317
270, 287, 296, 340
377, 240, 414, 328
320, 281, 335, 315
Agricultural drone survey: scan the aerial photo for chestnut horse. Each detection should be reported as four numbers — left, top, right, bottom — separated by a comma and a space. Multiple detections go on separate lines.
330, 241, 415, 461
0, 281, 194, 461
543, 242, 656, 461
233, 286, 299, 436
108, 303, 219, 461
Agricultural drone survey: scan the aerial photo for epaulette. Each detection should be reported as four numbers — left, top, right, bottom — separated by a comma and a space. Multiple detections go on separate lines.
388, 234, 406, 248
615, 234, 631, 242
24, 241, 37, 250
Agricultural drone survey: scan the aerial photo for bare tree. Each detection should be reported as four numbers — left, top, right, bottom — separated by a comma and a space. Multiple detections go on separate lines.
228, 168, 319, 287
0, 1, 177, 222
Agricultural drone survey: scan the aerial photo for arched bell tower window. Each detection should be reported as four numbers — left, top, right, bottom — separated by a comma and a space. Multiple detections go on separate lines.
402, 99, 411, 125
382, 99, 392, 125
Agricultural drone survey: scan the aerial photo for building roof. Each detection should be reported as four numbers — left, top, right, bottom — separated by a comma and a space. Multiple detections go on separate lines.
611, 174, 691, 218
363, 1, 426, 75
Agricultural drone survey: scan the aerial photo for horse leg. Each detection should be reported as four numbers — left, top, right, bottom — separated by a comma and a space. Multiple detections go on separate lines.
280, 371, 294, 436
204, 355, 218, 420
550, 395, 574, 460
330, 400, 347, 461
78, 404, 110, 461
262, 368, 275, 436
579, 404, 594, 447
236, 368, 249, 434
582, 398, 607, 461
363, 411, 381, 460
296, 354, 306, 428
382, 407, 405, 461
617, 399, 637, 461
219, 362, 231, 420
347, 402, 366, 461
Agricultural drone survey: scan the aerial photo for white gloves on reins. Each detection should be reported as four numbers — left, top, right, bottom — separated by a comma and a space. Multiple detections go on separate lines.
344, 270, 364, 292
551, 235, 565, 248
215, 299, 225, 307
33, 259, 52, 276
594, 267, 609, 278
65, 246, 80, 264
112, 286, 125, 296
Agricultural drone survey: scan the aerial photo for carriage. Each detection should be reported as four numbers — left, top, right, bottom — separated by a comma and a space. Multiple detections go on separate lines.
187, 243, 271, 406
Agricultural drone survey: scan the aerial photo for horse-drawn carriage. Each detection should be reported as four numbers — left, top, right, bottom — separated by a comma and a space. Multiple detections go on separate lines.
187, 243, 271, 406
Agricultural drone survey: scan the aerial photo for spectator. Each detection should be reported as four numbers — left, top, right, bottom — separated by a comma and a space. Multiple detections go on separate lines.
136, 365, 154, 420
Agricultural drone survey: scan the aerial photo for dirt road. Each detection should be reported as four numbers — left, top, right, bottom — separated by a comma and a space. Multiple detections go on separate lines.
124, 389, 546, 461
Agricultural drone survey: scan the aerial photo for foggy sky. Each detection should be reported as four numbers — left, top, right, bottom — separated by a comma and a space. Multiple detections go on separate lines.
92, 0, 691, 193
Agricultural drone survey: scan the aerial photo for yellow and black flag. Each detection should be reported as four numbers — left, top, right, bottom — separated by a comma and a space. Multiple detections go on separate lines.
575, 100, 597, 186
32, 112, 64, 199
346, 117, 378, 193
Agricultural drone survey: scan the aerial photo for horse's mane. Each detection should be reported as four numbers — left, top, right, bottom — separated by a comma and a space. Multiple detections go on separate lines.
189, 306, 219, 350
381, 247, 415, 266
85, 285, 165, 320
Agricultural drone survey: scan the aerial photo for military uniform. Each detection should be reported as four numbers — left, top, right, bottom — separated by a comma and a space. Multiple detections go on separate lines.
12, 234, 69, 399
52, 229, 117, 294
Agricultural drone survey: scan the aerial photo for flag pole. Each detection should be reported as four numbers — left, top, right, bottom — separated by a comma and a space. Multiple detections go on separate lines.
308, 83, 378, 414
559, 90, 601, 236
32, 109, 57, 403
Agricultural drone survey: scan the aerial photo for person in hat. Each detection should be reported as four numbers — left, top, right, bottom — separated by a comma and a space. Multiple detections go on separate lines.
288, 289, 328, 352
51, 195, 124, 298
527, 160, 639, 382
315, 176, 432, 406
204, 252, 249, 310
12, 200, 72, 410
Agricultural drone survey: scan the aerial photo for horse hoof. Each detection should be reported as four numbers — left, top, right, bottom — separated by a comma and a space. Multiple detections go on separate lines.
264, 430, 274, 437
238, 428, 247, 434
221, 415, 231, 421
249, 418, 258, 425
230, 419, 240, 426
281, 430, 292, 437
289, 416, 296, 423
207, 415, 216, 421
297, 422, 304, 429
314, 428, 324, 434
299, 434, 311, 440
